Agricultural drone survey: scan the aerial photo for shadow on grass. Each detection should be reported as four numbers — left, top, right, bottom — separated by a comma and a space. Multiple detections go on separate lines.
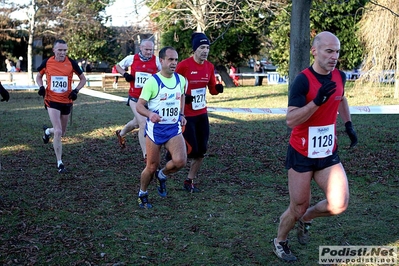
0, 91, 398, 265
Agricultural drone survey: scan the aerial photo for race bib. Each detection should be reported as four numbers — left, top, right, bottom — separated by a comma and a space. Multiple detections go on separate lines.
158, 94, 180, 124
135, 72, 152, 88
50, 76, 68, 93
191, 87, 206, 110
308, 124, 335, 158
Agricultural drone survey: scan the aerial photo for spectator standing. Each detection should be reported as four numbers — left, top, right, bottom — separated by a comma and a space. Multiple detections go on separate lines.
114, 39, 161, 160
5, 59, 16, 72
16, 56, 23, 72
85, 61, 92, 73
135, 46, 187, 208
112, 65, 119, 89
175, 32, 224, 192
36, 39, 87, 173
78, 62, 84, 72
254, 60, 264, 86
229, 64, 239, 87
272, 31, 358, 262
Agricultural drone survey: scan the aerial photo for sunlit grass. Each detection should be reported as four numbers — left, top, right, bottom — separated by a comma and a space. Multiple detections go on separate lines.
0, 144, 33, 153
0, 86, 398, 265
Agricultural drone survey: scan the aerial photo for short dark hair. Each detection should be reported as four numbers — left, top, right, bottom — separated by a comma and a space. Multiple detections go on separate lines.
53, 39, 67, 47
159, 46, 176, 59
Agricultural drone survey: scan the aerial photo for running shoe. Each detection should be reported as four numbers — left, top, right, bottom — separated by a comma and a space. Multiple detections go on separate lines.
183, 179, 200, 193
42, 125, 50, 144
115, 130, 126, 148
164, 150, 172, 161
57, 163, 66, 174
272, 238, 297, 262
156, 170, 167, 197
138, 193, 152, 209
297, 219, 312, 245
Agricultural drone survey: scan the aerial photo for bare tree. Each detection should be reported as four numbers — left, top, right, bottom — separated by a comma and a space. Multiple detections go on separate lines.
145, 0, 287, 32
357, 0, 399, 98
27, 0, 37, 84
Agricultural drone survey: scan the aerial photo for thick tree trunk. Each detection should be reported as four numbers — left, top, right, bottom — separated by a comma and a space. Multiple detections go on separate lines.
216, 65, 235, 88
288, 0, 312, 92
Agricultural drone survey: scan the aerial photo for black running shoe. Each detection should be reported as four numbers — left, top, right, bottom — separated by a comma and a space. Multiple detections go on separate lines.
42, 125, 50, 144
164, 150, 172, 161
156, 170, 167, 197
297, 219, 312, 245
183, 179, 200, 193
272, 238, 297, 262
138, 193, 153, 209
57, 163, 66, 174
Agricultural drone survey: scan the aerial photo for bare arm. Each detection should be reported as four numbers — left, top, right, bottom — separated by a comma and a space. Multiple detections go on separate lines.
137, 98, 161, 123
338, 96, 351, 123
180, 94, 186, 126
115, 64, 127, 75
286, 101, 319, 129
74, 73, 86, 91
36, 72, 44, 87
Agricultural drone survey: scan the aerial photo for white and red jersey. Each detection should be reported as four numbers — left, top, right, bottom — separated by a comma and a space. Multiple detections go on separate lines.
118, 54, 161, 98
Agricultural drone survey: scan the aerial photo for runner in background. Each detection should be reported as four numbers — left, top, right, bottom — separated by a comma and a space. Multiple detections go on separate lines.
114, 39, 161, 163
176, 32, 224, 193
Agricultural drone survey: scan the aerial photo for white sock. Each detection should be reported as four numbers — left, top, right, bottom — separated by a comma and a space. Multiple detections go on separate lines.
158, 169, 167, 180
138, 190, 147, 196
57, 160, 63, 167
45, 128, 50, 135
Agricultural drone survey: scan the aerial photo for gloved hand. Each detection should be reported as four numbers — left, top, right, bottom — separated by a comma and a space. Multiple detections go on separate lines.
185, 94, 194, 104
38, 86, 46, 98
123, 72, 135, 82
68, 89, 79, 101
215, 84, 224, 93
345, 121, 358, 148
313, 81, 336, 106
0, 83, 10, 102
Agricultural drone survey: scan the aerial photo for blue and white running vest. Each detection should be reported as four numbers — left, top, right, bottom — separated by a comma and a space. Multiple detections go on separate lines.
146, 73, 183, 145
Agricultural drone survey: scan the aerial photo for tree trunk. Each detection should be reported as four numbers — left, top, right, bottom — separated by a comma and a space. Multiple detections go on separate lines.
27, 0, 36, 85
288, 0, 312, 92
216, 65, 235, 88
395, 47, 398, 99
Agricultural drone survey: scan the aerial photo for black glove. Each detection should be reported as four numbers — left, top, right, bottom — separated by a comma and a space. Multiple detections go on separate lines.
185, 94, 194, 104
123, 72, 135, 82
313, 81, 336, 106
345, 121, 358, 148
215, 84, 224, 93
68, 89, 79, 101
38, 86, 45, 98
0, 83, 10, 102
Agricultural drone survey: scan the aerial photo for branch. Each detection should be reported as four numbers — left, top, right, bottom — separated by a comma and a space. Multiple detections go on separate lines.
369, 0, 399, 17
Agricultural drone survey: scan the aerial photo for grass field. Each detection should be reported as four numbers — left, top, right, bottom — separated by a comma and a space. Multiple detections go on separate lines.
1, 83, 398, 265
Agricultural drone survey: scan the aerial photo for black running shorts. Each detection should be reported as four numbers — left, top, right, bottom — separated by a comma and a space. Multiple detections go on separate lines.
285, 144, 341, 173
183, 113, 209, 158
45, 100, 73, 115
